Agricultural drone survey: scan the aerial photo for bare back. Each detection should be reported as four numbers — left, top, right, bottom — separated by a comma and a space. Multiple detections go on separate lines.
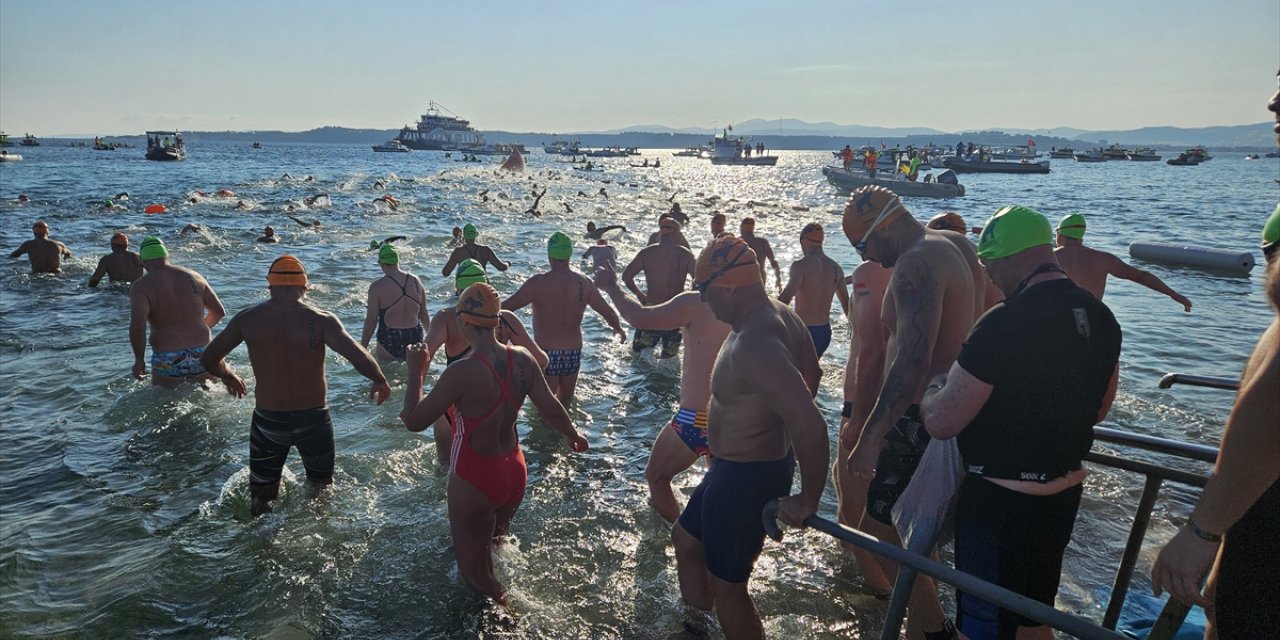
790, 252, 846, 326
934, 229, 988, 322
99, 251, 144, 283
445, 344, 538, 456
235, 299, 339, 411
369, 272, 427, 329
132, 264, 216, 352
1055, 244, 1113, 298
626, 242, 695, 304
15, 238, 68, 273
511, 269, 594, 350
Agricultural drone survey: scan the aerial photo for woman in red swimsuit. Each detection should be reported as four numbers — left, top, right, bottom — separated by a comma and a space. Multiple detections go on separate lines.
400, 283, 589, 604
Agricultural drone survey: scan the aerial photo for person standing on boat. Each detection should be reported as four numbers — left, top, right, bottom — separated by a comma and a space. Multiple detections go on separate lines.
842, 145, 854, 170
920, 205, 1122, 640
1053, 213, 1192, 312
88, 232, 143, 287
129, 236, 227, 388
9, 220, 72, 274
778, 223, 848, 358
865, 148, 880, 179
201, 255, 391, 517
360, 243, 430, 361
441, 223, 509, 276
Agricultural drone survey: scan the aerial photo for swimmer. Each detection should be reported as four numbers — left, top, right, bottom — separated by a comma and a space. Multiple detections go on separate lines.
928, 212, 1000, 311
668, 202, 689, 225
400, 284, 588, 604
582, 239, 618, 273
256, 226, 278, 244
202, 255, 391, 516
525, 188, 547, 216
597, 187, 609, 199
449, 226, 464, 247
739, 218, 782, 291
129, 237, 227, 389
710, 213, 726, 238
359, 243, 430, 361
9, 221, 72, 274
502, 232, 627, 403
442, 224, 509, 276
625, 215, 695, 311
286, 215, 320, 228
17, 194, 31, 203
88, 232, 143, 287
180, 224, 204, 236
778, 223, 848, 358
585, 221, 628, 240
1053, 213, 1192, 312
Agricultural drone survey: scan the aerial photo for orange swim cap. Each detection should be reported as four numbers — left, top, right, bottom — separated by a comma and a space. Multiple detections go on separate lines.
456, 282, 501, 328
659, 214, 681, 234
694, 235, 760, 290
927, 212, 966, 234
800, 222, 824, 245
843, 186, 907, 245
267, 255, 308, 288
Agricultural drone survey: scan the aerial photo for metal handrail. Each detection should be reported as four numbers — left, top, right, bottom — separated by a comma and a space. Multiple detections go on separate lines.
1157, 372, 1238, 391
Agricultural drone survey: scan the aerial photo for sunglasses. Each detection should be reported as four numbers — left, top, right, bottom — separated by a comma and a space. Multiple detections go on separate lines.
853, 199, 904, 254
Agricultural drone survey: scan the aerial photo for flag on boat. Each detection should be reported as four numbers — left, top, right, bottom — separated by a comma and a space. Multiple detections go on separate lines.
1027, 138, 1036, 147
727, 124, 733, 131
500, 147, 525, 171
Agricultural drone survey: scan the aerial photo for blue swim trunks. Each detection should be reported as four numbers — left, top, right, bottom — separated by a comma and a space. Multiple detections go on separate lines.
677, 452, 795, 583
668, 407, 709, 457
151, 345, 208, 378
544, 349, 582, 377
807, 323, 832, 358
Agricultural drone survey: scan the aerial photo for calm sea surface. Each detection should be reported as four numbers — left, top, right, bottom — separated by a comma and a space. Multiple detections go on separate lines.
1, 143, 1276, 638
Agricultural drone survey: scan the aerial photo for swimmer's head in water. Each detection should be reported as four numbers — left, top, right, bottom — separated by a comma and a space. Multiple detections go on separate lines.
267, 255, 308, 288
659, 214, 681, 234
455, 258, 488, 292
977, 205, 1053, 260
928, 212, 967, 234
111, 232, 128, 247
800, 222, 824, 245
457, 282, 501, 328
378, 243, 399, 265
842, 186, 906, 247
548, 232, 573, 260
139, 236, 168, 261
1263, 203, 1280, 263
463, 224, 478, 240
1056, 213, 1087, 240
694, 234, 760, 292
739, 217, 756, 232
452, 226, 462, 237
264, 226, 275, 236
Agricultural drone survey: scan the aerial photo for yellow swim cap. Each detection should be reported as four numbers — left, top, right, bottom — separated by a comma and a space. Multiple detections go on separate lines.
455, 258, 488, 292
139, 236, 168, 261
1057, 213, 1087, 240
457, 282, 501, 328
267, 255, 308, 287
548, 232, 573, 260
977, 206, 1053, 260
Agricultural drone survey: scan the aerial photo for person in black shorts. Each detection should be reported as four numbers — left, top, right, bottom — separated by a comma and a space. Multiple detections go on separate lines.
921, 205, 1122, 640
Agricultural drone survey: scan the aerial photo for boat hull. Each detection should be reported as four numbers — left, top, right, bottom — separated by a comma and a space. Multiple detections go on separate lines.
822, 167, 964, 198
145, 149, 184, 161
943, 158, 1050, 174
709, 156, 778, 166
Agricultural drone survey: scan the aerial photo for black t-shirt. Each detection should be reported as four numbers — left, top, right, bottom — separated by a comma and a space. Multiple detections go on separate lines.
956, 278, 1122, 481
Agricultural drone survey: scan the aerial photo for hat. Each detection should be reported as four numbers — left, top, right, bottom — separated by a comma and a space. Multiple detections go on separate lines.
548, 232, 573, 260
267, 255, 308, 287
694, 234, 761, 289
139, 236, 168, 261
455, 258, 488, 292
977, 206, 1054, 260
842, 186, 906, 244
801, 222, 824, 245
1057, 213, 1087, 240
463, 223, 478, 240
378, 243, 399, 265
659, 215, 681, 234
927, 212, 966, 234
1261, 203, 1279, 248
110, 232, 128, 246
456, 282, 501, 328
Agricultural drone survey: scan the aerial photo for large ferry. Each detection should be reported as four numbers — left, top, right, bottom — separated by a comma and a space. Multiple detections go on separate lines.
395, 102, 485, 151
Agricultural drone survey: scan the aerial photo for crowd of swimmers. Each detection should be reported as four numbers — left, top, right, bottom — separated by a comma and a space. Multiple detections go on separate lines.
7, 84, 1278, 639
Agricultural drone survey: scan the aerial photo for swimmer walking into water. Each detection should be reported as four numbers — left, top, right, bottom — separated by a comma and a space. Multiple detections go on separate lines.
129, 237, 227, 389
400, 283, 588, 604
88, 232, 143, 287
441, 224, 510, 276
360, 244, 430, 361
779, 222, 849, 358
1053, 213, 1192, 312
9, 221, 72, 274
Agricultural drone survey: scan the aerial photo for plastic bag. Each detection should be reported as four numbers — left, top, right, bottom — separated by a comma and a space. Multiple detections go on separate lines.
891, 436, 965, 551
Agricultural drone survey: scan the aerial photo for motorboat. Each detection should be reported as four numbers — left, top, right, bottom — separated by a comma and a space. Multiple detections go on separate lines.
1101, 144, 1130, 160
1244, 153, 1261, 160
20, 134, 39, 147
672, 146, 705, 157
1166, 153, 1200, 166
584, 146, 631, 158
1048, 147, 1075, 159
1074, 149, 1107, 163
0, 150, 23, 162
145, 131, 185, 161
252, 141, 263, 149
942, 157, 1050, 174
990, 145, 1039, 160
1184, 146, 1212, 161
1126, 147, 1161, 161
93, 136, 116, 151
543, 140, 581, 155
394, 101, 485, 150
1265, 151, 1280, 158
0, 132, 11, 147
372, 139, 411, 153
822, 166, 964, 198
706, 128, 777, 166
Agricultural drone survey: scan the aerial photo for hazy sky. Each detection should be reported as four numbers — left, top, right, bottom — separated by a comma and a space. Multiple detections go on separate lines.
2, 0, 1277, 136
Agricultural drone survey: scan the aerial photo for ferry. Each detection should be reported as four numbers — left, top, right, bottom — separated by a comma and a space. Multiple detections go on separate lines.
394, 102, 485, 151
707, 128, 777, 166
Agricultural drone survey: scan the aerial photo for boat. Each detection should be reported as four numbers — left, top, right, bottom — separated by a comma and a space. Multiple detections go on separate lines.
1126, 147, 1161, 161
1184, 146, 1212, 161
1166, 153, 1200, 166
583, 146, 631, 158
1265, 150, 1279, 158
1101, 144, 1131, 160
93, 136, 115, 151
394, 102, 485, 150
942, 157, 1050, 174
452, 142, 526, 156
372, 139, 410, 153
822, 166, 965, 198
0, 150, 23, 162
672, 146, 705, 157
145, 131, 185, 161
706, 128, 778, 166
543, 140, 581, 155
252, 141, 262, 149
989, 145, 1039, 160
20, 134, 39, 147
0, 132, 11, 147
1244, 153, 1260, 160
1048, 147, 1075, 159
1074, 149, 1107, 163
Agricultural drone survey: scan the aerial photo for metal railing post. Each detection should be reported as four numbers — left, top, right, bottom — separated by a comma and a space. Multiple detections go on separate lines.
1103, 474, 1164, 629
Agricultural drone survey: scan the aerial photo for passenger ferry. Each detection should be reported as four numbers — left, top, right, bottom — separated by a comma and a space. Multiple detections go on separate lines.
394, 102, 485, 151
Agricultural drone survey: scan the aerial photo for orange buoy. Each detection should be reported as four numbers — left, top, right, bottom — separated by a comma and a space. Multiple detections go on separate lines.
144, 204, 167, 214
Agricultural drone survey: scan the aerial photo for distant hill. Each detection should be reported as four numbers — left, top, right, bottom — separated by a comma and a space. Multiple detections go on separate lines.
591, 118, 948, 138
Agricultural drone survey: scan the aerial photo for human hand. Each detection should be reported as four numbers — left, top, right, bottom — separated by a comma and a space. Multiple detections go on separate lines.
1175, 295, 1192, 313
567, 433, 589, 452
847, 436, 882, 481
405, 343, 429, 376
1151, 526, 1218, 607
777, 494, 818, 528
132, 360, 146, 381
614, 327, 628, 344
221, 372, 247, 398
370, 380, 392, 405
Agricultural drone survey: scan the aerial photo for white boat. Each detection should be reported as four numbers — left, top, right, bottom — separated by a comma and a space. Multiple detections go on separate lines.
372, 139, 410, 153
706, 128, 777, 166
990, 145, 1040, 160
0, 150, 23, 162
394, 102, 484, 150
1074, 149, 1107, 163
543, 140, 581, 155
822, 166, 965, 198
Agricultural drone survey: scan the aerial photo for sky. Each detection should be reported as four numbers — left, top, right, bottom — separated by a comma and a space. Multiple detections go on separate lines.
1, 0, 1277, 137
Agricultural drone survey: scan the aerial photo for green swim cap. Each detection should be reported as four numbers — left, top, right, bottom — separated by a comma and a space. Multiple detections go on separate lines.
378, 243, 399, 265
455, 258, 488, 291
139, 236, 168, 261
548, 232, 573, 260
977, 206, 1053, 260
463, 223, 478, 240
1057, 213, 1087, 240
1263, 203, 1280, 247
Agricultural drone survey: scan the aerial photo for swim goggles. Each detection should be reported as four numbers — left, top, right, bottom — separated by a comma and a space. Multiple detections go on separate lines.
854, 198, 904, 255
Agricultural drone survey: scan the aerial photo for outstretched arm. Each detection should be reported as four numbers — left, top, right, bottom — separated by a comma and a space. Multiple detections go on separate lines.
440, 248, 460, 277
839, 273, 888, 449
833, 263, 850, 315
502, 311, 548, 369
502, 277, 536, 312
765, 242, 782, 289
595, 264, 698, 330
323, 313, 390, 404
1109, 255, 1191, 312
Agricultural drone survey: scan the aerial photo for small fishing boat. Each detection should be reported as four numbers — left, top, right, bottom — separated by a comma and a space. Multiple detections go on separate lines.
20, 134, 39, 147
372, 139, 410, 153
145, 131, 185, 161
1074, 149, 1107, 163
822, 166, 965, 198
1166, 153, 1200, 166
1048, 147, 1075, 159
1126, 147, 1161, 161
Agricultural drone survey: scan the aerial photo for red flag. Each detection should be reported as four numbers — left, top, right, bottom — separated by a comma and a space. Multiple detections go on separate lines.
1027, 138, 1036, 147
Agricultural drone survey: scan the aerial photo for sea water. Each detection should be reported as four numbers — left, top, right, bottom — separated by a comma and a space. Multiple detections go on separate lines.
0, 144, 1275, 638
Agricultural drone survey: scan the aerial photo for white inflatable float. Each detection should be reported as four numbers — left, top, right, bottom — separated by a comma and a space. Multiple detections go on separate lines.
1129, 242, 1255, 275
